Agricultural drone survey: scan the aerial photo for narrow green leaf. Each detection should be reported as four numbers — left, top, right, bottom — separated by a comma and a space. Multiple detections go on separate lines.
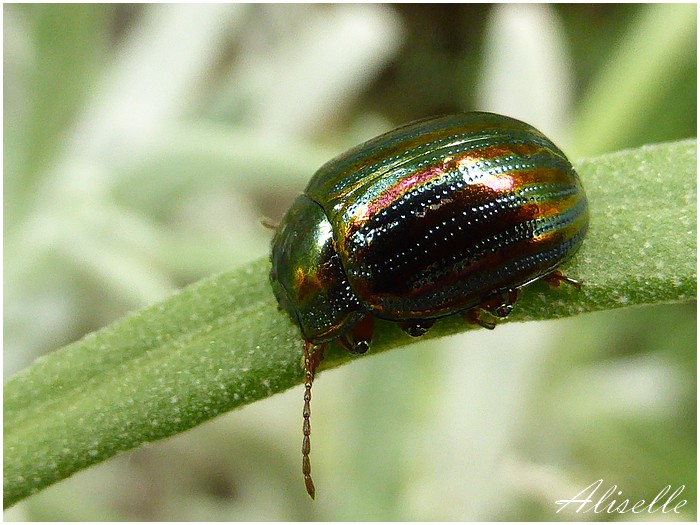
4, 139, 696, 508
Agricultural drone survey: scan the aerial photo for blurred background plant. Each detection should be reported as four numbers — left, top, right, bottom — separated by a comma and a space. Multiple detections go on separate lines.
3, 3, 696, 521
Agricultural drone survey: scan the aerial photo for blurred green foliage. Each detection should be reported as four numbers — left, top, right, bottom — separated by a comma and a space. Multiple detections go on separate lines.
4, 3, 696, 521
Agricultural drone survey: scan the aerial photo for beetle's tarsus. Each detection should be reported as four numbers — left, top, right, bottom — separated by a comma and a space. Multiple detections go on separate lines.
399, 319, 436, 337
544, 270, 582, 289
463, 309, 497, 330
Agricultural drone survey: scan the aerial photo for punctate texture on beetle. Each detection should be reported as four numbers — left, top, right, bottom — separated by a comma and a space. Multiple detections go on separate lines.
272, 112, 589, 344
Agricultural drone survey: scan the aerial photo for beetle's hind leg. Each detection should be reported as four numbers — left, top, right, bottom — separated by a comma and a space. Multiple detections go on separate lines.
463, 288, 520, 330
543, 269, 581, 289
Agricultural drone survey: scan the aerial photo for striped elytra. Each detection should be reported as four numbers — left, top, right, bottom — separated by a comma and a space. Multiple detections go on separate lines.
269, 112, 589, 498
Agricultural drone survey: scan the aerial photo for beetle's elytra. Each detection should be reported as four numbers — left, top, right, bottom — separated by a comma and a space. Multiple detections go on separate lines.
269, 112, 589, 498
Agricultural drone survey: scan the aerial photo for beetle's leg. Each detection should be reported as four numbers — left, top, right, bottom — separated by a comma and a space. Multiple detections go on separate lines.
346, 314, 373, 354
463, 288, 520, 329
462, 308, 497, 330
302, 341, 325, 499
543, 269, 582, 289
399, 319, 436, 337
486, 288, 519, 319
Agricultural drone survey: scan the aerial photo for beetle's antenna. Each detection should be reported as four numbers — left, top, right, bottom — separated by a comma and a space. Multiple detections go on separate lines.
302, 341, 325, 499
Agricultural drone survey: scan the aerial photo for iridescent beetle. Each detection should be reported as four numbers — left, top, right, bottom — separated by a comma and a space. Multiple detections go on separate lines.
269, 112, 589, 498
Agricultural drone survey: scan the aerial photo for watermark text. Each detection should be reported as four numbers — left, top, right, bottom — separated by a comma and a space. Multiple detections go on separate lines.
555, 479, 687, 515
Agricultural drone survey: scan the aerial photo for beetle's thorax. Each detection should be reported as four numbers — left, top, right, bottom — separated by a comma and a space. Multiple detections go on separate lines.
270, 194, 365, 344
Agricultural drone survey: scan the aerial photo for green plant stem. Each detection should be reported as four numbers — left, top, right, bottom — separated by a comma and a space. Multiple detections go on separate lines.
4, 139, 696, 508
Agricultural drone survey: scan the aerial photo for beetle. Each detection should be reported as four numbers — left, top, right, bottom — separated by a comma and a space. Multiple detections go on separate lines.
269, 112, 589, 498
